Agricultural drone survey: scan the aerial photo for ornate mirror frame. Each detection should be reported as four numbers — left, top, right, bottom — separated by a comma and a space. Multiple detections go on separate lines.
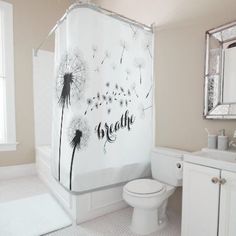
204, 21, 236, 119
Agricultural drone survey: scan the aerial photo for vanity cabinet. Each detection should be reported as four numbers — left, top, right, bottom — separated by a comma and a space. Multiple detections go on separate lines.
181, 162, 236, 236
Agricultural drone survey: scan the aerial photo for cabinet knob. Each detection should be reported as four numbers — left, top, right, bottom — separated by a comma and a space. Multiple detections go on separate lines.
219, 178, 227, 185
211, 177, 219, 184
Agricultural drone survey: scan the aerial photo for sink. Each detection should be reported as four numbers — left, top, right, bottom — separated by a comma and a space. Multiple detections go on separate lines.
184, 148, 236, 172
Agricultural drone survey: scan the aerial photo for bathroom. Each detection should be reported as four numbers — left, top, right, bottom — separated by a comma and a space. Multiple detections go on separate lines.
0, 0, 236, 235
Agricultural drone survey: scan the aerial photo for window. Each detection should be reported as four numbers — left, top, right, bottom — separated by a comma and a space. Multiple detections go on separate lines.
0, 1, 16, 151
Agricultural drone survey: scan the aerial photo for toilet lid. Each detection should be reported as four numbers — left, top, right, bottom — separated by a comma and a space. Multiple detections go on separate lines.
124, 179, 164, 195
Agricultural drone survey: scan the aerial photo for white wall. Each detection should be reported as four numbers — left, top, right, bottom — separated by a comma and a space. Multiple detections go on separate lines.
33, 50, 54, 146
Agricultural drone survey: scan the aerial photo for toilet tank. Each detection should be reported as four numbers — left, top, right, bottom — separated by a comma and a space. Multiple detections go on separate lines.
151, 147, 188, 186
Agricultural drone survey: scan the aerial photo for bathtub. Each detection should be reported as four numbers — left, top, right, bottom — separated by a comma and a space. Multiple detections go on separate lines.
36, 145, 151, 223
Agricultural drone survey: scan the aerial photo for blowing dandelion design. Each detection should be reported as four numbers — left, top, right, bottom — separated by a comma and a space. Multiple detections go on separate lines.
143, 40, 153, 59
120, 40, 128, 64
101, 50, 111, 65
68, 117, 90, 191
56, 50, 87, 181
134, 58, 145, 85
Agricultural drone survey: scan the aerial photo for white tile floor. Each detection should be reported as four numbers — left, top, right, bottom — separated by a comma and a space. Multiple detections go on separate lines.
0, 176, 181, 236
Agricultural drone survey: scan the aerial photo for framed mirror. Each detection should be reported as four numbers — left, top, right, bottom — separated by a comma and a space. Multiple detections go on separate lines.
204, 21, 236, 119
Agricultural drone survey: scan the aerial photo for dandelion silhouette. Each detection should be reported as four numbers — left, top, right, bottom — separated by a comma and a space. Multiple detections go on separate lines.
56, 51, 87, 181
138, 103, 152, 119
84, 98, 93, 115
120, 40, 128, 64
144, 40, 152, 59
92, 45, 98, 59
101, 51, 110, 65
125, 69, 131, 80
131, 83, 139, 98
146, 84, 153, 98
129, 24, 138, 39
68, 117, 90, 191
134, 58, 145, 85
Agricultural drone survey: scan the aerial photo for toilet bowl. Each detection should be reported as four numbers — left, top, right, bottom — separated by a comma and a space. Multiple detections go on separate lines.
123, 179, 175, 235
123, 147, 187, 235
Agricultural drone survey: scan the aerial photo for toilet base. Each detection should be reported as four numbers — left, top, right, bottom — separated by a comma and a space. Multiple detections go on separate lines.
130, 207, 167, 235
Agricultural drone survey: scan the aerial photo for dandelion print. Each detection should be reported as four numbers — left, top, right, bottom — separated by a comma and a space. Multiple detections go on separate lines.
134, 58, 145, 85
146, 84, 153, 98
84, 98, 93, 115
125, 69, 131, 80
101, 51, 110, 65
56, 50, 87, 181
120, 40, 128, 64
129, 24, 138, 39
144, 40, 152, 59
138, 103, 152, 119
131, 83, 139, 98
92, 45, 98, 59
68, 117, 90, 191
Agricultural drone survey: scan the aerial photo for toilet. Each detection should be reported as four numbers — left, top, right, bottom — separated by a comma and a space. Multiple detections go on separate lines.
123, 147, 187, 235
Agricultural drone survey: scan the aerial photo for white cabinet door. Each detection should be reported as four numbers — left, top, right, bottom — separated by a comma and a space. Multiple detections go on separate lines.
219, 170, 236, 236
181, 162, 220, 236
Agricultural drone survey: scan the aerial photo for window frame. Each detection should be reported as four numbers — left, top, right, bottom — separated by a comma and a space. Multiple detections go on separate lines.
0, 1, 17, 151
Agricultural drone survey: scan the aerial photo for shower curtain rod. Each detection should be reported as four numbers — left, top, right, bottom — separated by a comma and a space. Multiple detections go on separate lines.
34, 2, 154, 56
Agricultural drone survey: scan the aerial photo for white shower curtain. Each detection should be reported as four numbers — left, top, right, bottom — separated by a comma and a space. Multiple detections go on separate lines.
52, 6, 154, 192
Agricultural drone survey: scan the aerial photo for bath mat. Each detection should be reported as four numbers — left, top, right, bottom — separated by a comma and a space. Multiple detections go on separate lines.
0, 193, 71, 236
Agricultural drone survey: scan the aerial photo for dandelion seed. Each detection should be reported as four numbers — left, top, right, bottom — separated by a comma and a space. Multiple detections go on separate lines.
120, 99, 124, 107
146, 85, 153, 98
131, 83, 139, 98
144, 40, 152, 59
107, 108, 111, 114
102, 95, 107, 101
134, 58, 145, 85
97, 92, 100, 100
101, 51, 110, 65
108, 96, 113, 103
129, 24, 138, 39
106, 82, 110, 87
138, 103, 152, 119
92, 45, 98, 59
126, 69, 131, 80
120, 40, 128, 64
115, 84, 119, 90
84, 98, 93, 115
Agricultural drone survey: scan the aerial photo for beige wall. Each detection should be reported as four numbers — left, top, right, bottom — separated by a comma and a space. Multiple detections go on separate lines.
94, 0, 236, 152
0, 0, 70, 166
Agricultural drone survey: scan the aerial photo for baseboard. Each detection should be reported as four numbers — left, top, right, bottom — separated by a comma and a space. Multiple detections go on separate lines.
0, 163, 36, 180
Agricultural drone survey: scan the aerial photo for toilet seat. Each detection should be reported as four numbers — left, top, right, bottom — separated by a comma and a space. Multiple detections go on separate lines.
124, 179, 165, 196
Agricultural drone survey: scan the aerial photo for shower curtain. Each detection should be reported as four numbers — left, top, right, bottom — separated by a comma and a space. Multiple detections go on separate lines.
52, 6, 154, 192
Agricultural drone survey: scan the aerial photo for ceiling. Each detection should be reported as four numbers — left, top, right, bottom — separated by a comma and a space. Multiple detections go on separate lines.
91, 0, 236, 28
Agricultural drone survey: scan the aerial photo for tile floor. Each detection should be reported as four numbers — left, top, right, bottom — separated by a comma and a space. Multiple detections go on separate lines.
0, 176, 181, 236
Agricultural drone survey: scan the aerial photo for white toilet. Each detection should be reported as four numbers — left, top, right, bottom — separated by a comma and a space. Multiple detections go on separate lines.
123, 147, 187, 235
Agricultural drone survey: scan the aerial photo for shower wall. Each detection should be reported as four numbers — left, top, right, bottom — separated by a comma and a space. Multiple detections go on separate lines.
33, 50, 54, 146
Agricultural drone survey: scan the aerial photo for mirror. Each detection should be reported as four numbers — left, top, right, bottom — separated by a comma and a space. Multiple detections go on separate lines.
204, 21, 236, 119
